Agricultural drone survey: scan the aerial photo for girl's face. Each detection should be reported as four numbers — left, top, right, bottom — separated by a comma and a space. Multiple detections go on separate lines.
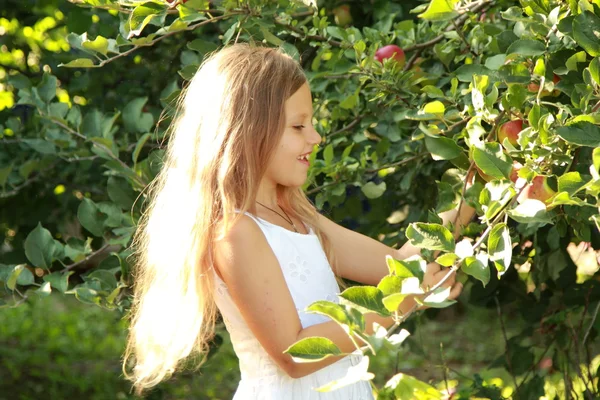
263, 83, 321, 188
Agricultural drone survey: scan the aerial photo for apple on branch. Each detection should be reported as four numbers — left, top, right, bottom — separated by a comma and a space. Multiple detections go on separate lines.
498, 119, 524, 149
375, 44, 406, 69
332, 4, 352, 27
527, 73, 560, 97
517, 175, 556, 204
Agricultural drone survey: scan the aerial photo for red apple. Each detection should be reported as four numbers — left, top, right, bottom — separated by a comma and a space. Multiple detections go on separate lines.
333, 5, 352, 27
517, 175, 556, 204
498, 120, 524, 148
475, 165, 494, 182
528, 73, 560, 96
375, 44, 406, 68
509, 161, 523, 183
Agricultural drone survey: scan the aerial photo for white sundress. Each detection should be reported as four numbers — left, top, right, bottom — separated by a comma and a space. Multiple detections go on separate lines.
212, 211, 374, 400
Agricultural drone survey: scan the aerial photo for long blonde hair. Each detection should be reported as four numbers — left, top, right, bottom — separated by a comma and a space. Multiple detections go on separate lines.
122, 43, 339, 396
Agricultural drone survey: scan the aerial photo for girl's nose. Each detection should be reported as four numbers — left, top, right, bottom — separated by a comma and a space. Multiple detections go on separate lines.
309, 126, 322, 145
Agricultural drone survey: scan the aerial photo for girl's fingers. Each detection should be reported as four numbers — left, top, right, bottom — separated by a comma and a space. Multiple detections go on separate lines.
426, 262, 442, 274
434, 268, 455, 286
448, 282, 463, 300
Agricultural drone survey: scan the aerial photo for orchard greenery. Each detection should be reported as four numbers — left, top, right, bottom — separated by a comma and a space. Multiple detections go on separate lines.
1, 0, 600, 398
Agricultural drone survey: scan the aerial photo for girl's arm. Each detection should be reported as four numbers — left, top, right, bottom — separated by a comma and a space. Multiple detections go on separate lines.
214, 215, 462, 379
316, 203, 477, 286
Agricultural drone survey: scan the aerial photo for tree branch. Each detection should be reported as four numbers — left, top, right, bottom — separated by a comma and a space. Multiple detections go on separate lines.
495, 296, 521, 399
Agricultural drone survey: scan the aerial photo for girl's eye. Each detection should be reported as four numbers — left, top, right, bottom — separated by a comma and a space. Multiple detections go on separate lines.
293, 125, 305, 131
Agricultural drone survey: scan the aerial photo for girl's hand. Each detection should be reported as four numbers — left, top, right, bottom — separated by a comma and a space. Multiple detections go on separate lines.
417, 262, 463, 310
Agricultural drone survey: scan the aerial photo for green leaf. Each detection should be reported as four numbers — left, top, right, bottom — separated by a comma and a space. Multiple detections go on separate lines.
85, 269, 118, 290
573, 11, 600, 57
418, 0, 459, 21
59, 58, 95, 68
21, 139, 56, 155
488, 223, 512, 277
472, 143, 513, 180
593, 147, 600, 174
454, 65, 497, 83
387, 372, 442, 399
339, 286, 390, 316
558, 172, 585, 196
382, 293, 408, 313
419, 286, 457, 308
49, 102, 69, 119
36, 281, 52, 297
107, 177, 136, 210
0, 164, 12, 188
187, 38, 218, 55
7, 265, 34, 290
462, 255, 490, 287
406, 223, 455, 252
424, 136, 463, 161
82, 35, 109, 56
361, 182, 386, 199
72, 286, 102, 305
435, 253, 458, 267
506, 39, 546, 57
260, 26, 283, 46
284, 337, 342, 362
43, 271, 74, 293
123, 97, 154, 133
305, 301, 349, 326
508, 199, 552, 223
589, 57, 600, 86
386, 255, 426, 281
480, 181, 516, 222
127, 2, 166, 39
37, 73, 57, 103
339, 92, 358, 109
377, 275, 403, 296
556, 122, 600, 147
505, 84, 527, 108
423, 101, 445, 115
24, 222, 61, 269
77, 198, 106, 237
565, 51, 587, 72
323, 144, 334, 165
132, 133, 152, 166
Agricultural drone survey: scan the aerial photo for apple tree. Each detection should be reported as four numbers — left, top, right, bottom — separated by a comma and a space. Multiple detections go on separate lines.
1, 0, 600, 398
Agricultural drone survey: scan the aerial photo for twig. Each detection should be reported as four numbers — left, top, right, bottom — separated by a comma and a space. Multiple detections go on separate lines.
452, 111, 504, 233
365, 153, 428, 173
328, 115, 363, 138
517, 340, 553, 393
452, 18, 477, 57
274, 19, 342, 47
60, 243, 112, 273
403, 1, 493, 53
42, 115, 148, 188
583, 301, 600, 346
79, 14, 237, 68
495, 296, 520, 399
0, 173, 44, 198
306, 180, 339, 195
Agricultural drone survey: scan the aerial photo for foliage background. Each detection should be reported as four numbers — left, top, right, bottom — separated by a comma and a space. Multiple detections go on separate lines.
1, 0, 600, 398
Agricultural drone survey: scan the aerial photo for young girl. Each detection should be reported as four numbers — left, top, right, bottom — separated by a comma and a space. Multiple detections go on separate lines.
122, 43, 475, 399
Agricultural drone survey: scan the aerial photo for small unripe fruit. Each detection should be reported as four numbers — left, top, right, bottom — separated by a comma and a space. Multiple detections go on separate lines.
509, 161, 523, 183
498, 120, 524, 148
527, 73, 560, 96
375, 44, 406, 68
333, 5, 352, 27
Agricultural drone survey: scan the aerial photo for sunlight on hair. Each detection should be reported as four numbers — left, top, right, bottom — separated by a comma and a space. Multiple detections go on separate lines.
121, 43, 345, 396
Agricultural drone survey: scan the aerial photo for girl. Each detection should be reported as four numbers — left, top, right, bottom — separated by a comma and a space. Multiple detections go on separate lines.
122, 43, 475, 399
